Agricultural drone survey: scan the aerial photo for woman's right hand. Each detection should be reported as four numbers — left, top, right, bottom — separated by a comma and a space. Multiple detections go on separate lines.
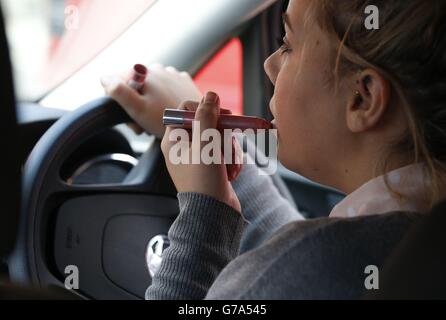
161, 93, 243, 212
101, 64, 202, 139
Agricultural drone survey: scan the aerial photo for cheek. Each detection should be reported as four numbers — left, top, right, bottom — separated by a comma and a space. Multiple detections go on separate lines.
274, 64, 317, 136
276, 103, 319, 172
273, 68, 344, 179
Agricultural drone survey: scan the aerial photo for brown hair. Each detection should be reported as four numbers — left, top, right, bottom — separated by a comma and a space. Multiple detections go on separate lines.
309, 0, 446, 206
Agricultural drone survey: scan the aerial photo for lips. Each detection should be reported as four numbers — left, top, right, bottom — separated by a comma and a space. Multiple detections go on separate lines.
269, 99, 276, 116
268, 100, 278, 129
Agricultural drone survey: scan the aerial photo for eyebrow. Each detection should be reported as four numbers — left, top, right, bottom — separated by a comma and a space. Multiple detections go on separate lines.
282, 13, 293, 33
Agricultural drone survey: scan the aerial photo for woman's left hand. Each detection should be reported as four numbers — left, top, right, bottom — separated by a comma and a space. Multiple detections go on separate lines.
101, 64, 202, 139
161, 92, 242, 212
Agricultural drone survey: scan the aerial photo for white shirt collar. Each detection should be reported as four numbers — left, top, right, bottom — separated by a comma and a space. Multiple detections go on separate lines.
330, 164, 434, 218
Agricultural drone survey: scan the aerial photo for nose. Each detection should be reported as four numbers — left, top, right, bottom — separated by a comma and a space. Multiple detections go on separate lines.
264, 52, 278, 86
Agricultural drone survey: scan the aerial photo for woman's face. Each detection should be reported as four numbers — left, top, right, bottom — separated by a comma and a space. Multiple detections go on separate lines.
265, 0, 353, 188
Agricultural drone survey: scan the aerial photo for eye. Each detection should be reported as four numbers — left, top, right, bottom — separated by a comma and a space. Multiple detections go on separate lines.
276, 36, 291, 55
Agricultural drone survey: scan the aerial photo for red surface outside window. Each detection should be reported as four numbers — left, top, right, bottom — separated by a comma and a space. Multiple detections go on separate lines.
194, 38, 244, 115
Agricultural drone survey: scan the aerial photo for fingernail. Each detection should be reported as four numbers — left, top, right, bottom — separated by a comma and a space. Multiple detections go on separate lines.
205, 91, 218, 104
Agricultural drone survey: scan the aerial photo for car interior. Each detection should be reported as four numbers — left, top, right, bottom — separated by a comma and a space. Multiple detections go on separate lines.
0, 0, 445, 300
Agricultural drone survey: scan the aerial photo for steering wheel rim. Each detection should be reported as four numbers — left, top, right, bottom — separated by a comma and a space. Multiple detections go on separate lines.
10, 97, 295, 299
10, 97, 180, 299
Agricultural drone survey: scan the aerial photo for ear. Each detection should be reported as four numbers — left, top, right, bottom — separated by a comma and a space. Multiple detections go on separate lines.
346, 69, 391, 133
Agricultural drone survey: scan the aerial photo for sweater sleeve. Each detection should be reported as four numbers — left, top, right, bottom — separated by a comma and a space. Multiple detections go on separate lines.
232, 153, 304, 253
145, 192, 247, 300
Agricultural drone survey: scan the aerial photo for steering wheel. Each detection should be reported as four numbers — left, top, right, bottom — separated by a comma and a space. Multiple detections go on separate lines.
10, 97, 295, 300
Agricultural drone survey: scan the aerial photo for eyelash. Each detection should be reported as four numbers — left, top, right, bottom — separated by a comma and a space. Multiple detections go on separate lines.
276, 36, 291, 55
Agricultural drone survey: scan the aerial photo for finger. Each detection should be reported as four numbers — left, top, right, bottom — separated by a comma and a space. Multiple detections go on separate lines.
178, 102, 196, 141
231, 136, 244, 180
180, 71, 191, 78
166, 66, 178, 73
224, 134, 243, 181
220, 108, 232, 115
161, 125, 173, 158
222, 129, 235, 181
101, 76, 146, 116
179, 100, 199, 111
161, 122, 193, 160
179, 102, 230, 115
227, 163, 242, 181
161, 125, 186, 156
195, 92, 220, 134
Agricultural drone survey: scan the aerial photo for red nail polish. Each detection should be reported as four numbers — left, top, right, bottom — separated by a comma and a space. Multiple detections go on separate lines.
128, 64, 148, 92
205, 92, 218, 104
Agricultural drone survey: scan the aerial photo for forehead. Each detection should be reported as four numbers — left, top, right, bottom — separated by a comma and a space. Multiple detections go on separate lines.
284, 0, 335, 72
286, 0, 315, 30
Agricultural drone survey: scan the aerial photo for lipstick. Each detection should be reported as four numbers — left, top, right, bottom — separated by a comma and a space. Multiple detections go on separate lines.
128, 64, 148, 92
163, 109, 274, 131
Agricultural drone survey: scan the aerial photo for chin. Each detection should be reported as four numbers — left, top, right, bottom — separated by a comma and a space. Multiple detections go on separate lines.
277, 148, 299, 173
279, 151, 318, 182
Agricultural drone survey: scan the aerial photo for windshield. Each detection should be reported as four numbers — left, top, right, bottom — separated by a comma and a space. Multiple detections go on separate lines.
1, 0, 157, 101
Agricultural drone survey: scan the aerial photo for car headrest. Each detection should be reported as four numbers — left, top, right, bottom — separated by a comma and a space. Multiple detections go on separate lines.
0, 4, 21, 259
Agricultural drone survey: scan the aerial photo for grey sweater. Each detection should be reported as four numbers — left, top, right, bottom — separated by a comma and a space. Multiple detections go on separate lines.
145, 161, 421, 300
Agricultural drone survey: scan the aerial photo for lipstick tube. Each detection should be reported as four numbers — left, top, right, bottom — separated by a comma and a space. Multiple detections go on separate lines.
128, 64, 148, 92
163, 109, 274, 131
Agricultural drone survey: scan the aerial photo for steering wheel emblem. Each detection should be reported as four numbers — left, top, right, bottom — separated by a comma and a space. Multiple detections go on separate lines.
145, 235, 170, 277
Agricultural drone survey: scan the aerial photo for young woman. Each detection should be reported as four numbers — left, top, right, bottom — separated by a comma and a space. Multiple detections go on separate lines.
101, 0, 446, 299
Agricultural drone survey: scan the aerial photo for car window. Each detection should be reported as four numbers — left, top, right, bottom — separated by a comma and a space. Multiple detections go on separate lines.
1, 0, 157, 101
194, 38, 243, 115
